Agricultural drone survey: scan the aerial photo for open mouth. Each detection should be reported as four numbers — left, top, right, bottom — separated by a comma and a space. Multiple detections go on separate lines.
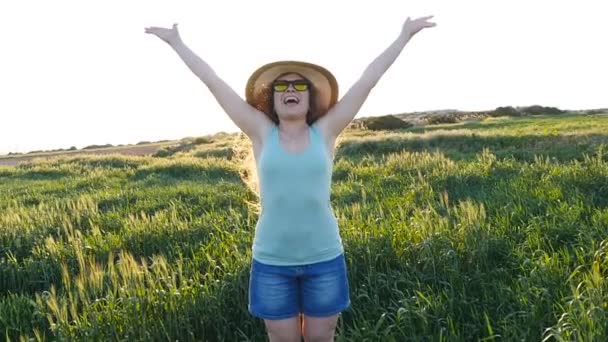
283, 96, 300, 105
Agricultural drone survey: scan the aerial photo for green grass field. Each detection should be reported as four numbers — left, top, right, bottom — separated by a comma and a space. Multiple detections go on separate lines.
1, 113, 607, 341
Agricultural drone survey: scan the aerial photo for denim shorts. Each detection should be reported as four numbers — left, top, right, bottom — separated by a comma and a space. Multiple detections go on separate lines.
248, 253, 351, 320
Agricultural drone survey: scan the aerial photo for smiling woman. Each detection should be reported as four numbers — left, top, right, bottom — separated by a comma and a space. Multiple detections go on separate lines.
271, 73, 314, 123
245, 61, 339, 127
273, 78, 309, 111
145, 15, 436, 341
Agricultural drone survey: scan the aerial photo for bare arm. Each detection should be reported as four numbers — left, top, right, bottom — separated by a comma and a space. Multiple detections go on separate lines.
145, 24, 272, 142
315, 16, 436, 139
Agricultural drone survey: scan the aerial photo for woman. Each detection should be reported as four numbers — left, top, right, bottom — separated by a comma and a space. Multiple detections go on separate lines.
145, 15, 435, 342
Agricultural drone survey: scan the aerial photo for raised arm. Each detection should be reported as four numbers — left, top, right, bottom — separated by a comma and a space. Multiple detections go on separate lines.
315, 16, 436, 139
145, 24, 272, 143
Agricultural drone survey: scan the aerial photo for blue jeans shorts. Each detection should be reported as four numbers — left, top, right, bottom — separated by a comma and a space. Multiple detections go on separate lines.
248, 253, 351, 320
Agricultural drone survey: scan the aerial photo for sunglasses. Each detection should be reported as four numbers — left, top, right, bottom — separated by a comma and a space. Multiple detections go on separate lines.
272, 80, 310, 92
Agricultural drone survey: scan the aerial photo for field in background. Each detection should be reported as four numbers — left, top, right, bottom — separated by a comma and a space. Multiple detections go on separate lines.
1, 113, 608, 341
0, 141, 182, 165
5, 106, 604, 165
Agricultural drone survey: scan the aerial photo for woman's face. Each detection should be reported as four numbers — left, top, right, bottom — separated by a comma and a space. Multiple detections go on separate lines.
272, 73, 310, 121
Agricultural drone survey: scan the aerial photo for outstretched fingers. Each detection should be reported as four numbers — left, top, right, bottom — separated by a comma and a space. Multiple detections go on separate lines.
144, 24, 178, 34
144, 27, 166, 33
415, 16, 436, 26
411, 16, 437, 30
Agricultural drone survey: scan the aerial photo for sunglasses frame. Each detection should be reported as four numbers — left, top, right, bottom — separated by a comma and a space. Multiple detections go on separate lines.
272, 79, 310, 92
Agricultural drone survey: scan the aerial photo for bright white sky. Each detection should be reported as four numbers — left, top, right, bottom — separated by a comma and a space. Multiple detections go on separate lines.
1, 0, 607, 155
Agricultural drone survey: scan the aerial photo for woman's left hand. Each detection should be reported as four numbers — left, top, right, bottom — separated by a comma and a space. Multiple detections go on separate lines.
402, 15, 436, 38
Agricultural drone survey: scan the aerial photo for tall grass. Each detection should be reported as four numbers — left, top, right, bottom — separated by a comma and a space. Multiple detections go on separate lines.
1, 114, 607, 341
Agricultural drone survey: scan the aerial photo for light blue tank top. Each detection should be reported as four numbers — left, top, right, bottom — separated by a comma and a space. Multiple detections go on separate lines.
252, 123, 344, 266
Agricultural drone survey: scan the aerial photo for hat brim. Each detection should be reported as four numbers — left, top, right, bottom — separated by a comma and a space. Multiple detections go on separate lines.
246, 61, 339, 123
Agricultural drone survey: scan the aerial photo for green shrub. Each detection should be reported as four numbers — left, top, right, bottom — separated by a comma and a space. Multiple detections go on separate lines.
153, 147, 174, 158
361, 115, 413, 130
82, 144, 113, 150
493, 106, 522, 117
522, 105, 565, 115
426, 114, 459, 125
194, 148, 234, 160
193, 137, 214, 145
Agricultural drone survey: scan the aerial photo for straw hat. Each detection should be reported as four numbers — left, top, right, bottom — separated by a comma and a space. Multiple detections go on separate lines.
245, 61, 339, 123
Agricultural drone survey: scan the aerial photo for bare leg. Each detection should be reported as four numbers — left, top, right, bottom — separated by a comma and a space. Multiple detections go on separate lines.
301, 314, 339, 342
264, 316, 301, 342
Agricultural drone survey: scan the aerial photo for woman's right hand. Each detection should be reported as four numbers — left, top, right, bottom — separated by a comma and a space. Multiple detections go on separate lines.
145, 23, 182, 46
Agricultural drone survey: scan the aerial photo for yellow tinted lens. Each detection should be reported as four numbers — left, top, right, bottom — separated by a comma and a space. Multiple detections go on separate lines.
293, 83, 308, 91
273, 84, 288, 92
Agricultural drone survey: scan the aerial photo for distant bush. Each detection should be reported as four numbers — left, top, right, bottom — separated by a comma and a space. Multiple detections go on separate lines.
581, 109, 608, 115
83, 144, 113, 150
492, 106, 522, 117
194, 148, 234, 160
152, 142, 198, 158
69, 146, 77, 151
180, 137, 195, 144
136, 141, 151, 145
153, 148, 173, 158
426, 114, 459, 125
193, 137, 213, 145
360, 115, 413, 130
521, 105, 565, 116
